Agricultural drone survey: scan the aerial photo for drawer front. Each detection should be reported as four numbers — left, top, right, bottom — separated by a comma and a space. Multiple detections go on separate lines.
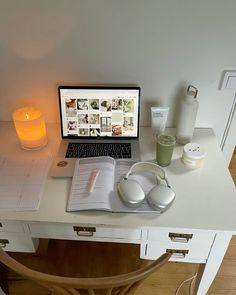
144, 240, 211, 262
0, 232, 37, 252
0, 220, 25, 233
142, 228, 215, 262
147, 228, 215, 245
28, 223, 142, 243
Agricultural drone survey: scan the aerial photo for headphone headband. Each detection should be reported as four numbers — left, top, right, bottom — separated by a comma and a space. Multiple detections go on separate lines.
119, 161, 175, 211
125, 162, 166, 181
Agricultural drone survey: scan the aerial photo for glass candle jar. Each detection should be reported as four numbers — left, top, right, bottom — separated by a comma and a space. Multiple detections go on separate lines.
12, 107, 47, 150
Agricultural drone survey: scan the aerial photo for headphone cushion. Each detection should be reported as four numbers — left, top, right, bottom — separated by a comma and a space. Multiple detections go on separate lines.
118, 179, 145, 207
147, 185, 176, 212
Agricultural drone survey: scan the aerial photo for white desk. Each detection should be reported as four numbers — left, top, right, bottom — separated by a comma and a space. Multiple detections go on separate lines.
0, 122, 235, 295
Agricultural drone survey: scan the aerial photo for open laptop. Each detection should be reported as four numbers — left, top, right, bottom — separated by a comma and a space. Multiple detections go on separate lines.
50, 86, 141, 177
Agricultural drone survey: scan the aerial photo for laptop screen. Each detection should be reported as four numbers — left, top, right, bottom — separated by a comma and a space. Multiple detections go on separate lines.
58, 86, 140, 139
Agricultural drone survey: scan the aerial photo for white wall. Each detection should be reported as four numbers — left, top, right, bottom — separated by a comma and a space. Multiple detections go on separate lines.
0, 0, 236, 147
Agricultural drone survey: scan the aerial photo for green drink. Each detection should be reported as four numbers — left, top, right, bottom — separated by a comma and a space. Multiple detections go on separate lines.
156, 133, 176, 167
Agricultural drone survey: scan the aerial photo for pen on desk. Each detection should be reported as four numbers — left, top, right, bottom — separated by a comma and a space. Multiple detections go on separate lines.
88, 169, 100, 193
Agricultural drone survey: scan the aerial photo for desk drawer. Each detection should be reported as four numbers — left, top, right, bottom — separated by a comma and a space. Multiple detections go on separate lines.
0, 221, 25, 233
144, 240, 211, 262
142, 228, 215, 263
0, 232, 37, 252
147, 228, 215, 245
28, 222, 142, 243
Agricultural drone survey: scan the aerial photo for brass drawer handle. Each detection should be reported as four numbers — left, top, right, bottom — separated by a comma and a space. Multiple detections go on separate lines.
169, 232, 193, 243
166, 249, 189, 258
0, 239, 9, 248
73, 226, 96, 237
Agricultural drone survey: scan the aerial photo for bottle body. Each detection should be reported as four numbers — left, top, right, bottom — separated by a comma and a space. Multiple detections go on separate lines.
176, 86, 199, 145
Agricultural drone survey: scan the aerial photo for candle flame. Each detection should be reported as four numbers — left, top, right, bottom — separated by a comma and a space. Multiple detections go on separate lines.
25, 113, 29, 120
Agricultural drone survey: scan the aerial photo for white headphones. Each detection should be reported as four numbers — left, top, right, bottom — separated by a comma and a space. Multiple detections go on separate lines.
118, 162, 175, 212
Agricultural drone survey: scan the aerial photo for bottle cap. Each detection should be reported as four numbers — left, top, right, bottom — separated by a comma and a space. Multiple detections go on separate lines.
187, 85, 198, 98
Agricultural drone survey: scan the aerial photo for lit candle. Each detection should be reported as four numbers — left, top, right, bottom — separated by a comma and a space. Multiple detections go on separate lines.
12, 107, 47, 150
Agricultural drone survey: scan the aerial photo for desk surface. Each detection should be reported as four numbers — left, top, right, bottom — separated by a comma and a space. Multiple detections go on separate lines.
0, 122, 235, 231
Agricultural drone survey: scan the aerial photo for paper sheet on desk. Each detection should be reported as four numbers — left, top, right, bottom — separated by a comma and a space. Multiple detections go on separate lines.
0, 155, 51, 211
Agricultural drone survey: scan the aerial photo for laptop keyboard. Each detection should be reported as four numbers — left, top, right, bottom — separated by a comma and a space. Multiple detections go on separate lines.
65, 142, 132, 159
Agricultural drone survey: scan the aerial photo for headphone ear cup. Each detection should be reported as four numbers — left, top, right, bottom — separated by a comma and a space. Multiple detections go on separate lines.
147, 185, 176, 212
118, 179, 145, 207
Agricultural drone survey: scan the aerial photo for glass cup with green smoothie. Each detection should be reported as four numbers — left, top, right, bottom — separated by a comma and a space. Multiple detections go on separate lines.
156, 133, 176, 167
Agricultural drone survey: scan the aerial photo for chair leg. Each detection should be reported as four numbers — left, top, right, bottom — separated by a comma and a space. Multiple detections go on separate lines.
0, 262, 9, 295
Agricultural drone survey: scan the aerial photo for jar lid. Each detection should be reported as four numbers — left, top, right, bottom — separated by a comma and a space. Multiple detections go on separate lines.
183, 143, 206, 159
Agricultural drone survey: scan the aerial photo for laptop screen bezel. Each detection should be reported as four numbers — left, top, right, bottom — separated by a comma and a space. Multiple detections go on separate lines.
58, 85, 141, 140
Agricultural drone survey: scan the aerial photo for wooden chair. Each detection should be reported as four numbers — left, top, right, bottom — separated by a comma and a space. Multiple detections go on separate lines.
0, 247, 170, 295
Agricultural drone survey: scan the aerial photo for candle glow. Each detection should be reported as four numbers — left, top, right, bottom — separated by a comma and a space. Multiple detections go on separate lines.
13, 107, 47, 150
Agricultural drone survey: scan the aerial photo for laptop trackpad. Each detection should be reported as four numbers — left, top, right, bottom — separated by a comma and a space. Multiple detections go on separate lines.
50, 157, 75, 178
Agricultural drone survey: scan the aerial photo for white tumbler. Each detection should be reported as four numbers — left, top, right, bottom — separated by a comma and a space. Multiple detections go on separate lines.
176, 85, 199, 145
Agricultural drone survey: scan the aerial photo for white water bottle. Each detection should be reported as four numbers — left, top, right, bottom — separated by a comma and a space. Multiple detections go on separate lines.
176, 85, 199, 145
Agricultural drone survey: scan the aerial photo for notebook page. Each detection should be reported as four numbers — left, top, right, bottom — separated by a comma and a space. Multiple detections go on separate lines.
67, 157, 115, 211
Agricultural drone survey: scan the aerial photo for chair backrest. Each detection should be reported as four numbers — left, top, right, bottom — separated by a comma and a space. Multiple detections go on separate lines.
0, 248, 170, 295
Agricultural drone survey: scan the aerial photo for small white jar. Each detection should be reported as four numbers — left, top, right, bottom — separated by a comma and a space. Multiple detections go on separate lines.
182, 143, 206, 169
